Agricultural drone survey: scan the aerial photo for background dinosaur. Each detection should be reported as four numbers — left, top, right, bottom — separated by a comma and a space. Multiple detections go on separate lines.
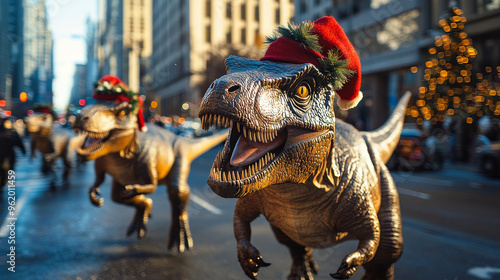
198, 16, 410, 280
25, 104, 72, 185
76, 76, 227, 252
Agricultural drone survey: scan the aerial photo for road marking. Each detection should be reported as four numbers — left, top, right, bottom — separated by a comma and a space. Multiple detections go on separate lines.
0, 187, 31, 237
190, 193, 223, 215
468, 266, 500, 279
398, 187, 431, 200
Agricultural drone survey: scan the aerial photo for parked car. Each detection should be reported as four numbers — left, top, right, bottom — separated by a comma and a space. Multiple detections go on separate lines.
477, 141, 500, 178
387, 127, 444, 171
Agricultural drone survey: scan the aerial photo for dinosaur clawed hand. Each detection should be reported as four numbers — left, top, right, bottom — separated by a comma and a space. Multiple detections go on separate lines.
126, 198, 153, 239
121, 185, 139, 199
330, 252, 363, 279
237, 240, 271, 279
167, 216, 193, 253
89, 186, 104, 206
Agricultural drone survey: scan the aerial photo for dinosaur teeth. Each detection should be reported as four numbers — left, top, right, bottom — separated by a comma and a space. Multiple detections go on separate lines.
211, 151, 277, 182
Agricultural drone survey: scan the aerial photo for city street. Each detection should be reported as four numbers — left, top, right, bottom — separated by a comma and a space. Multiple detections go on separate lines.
1, 143, 500, 280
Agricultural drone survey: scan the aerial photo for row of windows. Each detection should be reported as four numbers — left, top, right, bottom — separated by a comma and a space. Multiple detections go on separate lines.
205, 1, 281, 24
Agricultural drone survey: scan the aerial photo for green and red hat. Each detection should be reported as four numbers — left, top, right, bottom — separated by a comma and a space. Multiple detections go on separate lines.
93, 75, 146, 131
33, 103, 58, 120
261, 16, 362, 110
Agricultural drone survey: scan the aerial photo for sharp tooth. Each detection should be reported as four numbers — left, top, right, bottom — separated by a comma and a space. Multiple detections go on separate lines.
244, 169, 248, 178
248, 130, 253, 141
227, 172, 232, 181
258, 159, 262, 170
243, 127, 247, 138
208, 114, 213, 126
231, 171, 236, 181
230, 119, 233, 129
236, 171, 240, 180
223, 172, 226, 181
237, 122, 241, 133
257, 131, 262, 142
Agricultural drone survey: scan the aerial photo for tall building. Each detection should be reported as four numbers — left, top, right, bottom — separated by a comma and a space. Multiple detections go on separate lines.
69, 64, 87, 107
0, 0, 12, 109
84, 17, 99, 101
4, 0, 54, 117
294, 0, 500, 130
150, 0, 295, 116
97, 0, 152, 93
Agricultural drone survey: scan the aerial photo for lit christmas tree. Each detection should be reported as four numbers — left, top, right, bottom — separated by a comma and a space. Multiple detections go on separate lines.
412, 6, 500, 126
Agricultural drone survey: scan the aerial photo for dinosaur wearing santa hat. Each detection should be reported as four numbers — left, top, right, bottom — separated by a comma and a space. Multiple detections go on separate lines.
199, 16, 409, 279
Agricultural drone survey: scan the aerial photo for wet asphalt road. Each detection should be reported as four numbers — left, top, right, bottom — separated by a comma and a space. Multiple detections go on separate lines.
1, 142, 500, 280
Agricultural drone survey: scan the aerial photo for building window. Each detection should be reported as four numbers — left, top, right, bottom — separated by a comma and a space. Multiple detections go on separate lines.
275, 8, 280, 24
226, 2, 232, 19
241, 27, 246, 44
206, 25, 211, 43
254, 5, 259, 21
300, 0, 307, 13
206, 0, 211, 17
241, 3, 246, 20
226, 30, 232, 43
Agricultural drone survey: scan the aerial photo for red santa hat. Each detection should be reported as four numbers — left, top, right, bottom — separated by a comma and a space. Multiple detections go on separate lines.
93, 75, 147, 131
261, 16, 362, 110
33, 103, 58, 120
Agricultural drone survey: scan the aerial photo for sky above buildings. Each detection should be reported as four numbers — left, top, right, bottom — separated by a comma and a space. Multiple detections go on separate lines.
47, 0, 97, 111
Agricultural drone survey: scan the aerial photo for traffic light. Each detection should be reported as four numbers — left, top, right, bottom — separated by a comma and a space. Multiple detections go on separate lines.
20, 92, 27, 102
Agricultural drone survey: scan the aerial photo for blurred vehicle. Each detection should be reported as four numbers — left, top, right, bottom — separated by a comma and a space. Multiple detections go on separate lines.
387, 126, 444, 171
477, 141, 500, 178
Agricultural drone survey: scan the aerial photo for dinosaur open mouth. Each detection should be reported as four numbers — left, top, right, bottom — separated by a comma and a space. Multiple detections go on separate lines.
200, 114, 327, 186
78, 131, 112, 154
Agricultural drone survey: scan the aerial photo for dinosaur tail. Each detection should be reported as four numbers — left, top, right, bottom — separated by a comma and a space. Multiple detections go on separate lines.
361, 91, 412, 164
185, 129, 229, 162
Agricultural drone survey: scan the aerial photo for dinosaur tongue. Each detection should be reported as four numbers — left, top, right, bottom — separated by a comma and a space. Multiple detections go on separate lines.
83, 136, 102, 149
230, 131, 286, 167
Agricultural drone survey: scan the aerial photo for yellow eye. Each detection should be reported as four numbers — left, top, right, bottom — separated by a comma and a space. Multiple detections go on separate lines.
118, 110, 125, 117
295, 85, 309, 98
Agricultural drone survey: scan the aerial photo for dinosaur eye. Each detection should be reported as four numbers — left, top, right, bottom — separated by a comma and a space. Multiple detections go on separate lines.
117, 110, 125, 118
295, 85, 309, 99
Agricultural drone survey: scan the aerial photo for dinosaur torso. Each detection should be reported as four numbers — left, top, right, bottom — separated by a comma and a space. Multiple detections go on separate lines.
96, 125, 177, 186
240, 120, 380, 248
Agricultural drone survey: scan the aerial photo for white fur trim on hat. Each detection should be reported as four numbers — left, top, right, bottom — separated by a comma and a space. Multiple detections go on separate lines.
336, 91, 363, 110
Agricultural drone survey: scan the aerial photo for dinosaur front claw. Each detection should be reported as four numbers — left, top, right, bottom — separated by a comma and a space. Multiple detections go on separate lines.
237, 241, 271, 279
121, 185, 138, 199
330, 254, 361, 279
89, 187, 104, 206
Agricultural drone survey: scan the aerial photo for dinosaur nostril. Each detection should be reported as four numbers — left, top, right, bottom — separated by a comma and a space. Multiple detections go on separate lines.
228, 85, 240, 93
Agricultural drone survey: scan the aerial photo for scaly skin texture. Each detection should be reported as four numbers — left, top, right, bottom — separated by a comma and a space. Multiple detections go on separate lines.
25, 113, 72, 183
76, 102, 227, 252
199, 56, 410, 279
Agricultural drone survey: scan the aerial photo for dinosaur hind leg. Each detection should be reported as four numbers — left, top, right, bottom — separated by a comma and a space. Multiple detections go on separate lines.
271, 225, 318, 280
362, 165, 403, 280
111, 180, 152, 239
166, 186, 193, 253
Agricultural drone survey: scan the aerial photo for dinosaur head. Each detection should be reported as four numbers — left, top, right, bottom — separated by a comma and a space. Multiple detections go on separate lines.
25, 104, 57, 136
77, 75, 144, 161
76, 102, 138, 161
198, 17, 362, 198
199, 56, 339, 197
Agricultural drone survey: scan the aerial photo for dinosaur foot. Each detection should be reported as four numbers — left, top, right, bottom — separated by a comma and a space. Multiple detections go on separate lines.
126, 198, 153, 239
167, 217, 193, 253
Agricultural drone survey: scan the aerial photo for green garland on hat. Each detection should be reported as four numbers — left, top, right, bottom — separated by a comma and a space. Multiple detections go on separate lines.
265, 22, 355, 90
33, 103, 58, 120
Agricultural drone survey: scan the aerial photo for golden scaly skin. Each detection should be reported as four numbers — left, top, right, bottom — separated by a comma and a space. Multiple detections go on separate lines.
199, 56, 410, 279
75, 103, 227, 252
